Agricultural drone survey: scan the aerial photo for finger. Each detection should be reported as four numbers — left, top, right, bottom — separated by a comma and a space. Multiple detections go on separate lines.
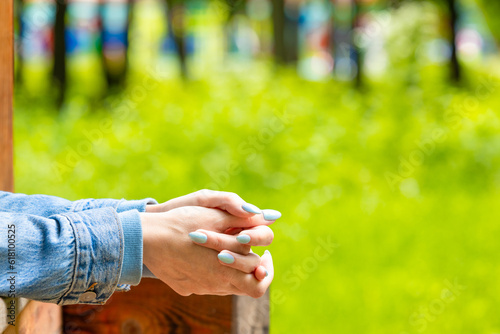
236, 225, 274, 247
254, 265, 269, 281
217, 250, 261, 274
220, 211, 280, 230
260, 250, 274, 281
224, 227, 244, 235
228, 250, 273, 298
164, 190, 261, 218
189, 230, 251, 254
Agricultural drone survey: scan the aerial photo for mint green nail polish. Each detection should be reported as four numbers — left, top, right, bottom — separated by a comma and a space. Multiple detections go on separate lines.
264, 269, 269, 277
189, 232, 207, 244
236, 234, 251, 244
218, 253, 235, 264
264, 250, 271, 256
262, 209, 281, 221
242, 203, 261, 214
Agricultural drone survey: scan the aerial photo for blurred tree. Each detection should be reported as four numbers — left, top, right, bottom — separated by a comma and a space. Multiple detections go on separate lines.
284, 0, 299, 63
332, 0, 362, 87
352, 0, 362, 87
100, 0, 134, 89
446, 0, 460, 83
272, 0, 298, 64
15, 0, 24, 85
272, 0, 286, 63
397, 0, 461, 83
166, 0, 188, 78
53, 0, 66, 106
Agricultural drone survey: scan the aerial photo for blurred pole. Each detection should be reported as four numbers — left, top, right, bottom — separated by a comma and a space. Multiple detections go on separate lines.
272, 0, 286, 63
15, 0, 24, 86
284, 0, 299, 63
351, 0, 362, 88
100, 0, 132, 89
446, 0, 460, 83
272, 0, 298, 64
53, 0, 67, 107
166, 0, 187, 78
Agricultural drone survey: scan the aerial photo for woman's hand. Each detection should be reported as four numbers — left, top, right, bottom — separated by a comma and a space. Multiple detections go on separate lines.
141, 206, 274, 298
145, 189, 281, 221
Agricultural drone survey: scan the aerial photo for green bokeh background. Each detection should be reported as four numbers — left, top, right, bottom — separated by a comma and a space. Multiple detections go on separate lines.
13, 1, 500, 333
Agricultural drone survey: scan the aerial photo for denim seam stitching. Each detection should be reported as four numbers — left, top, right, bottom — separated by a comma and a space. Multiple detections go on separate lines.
56, 214, 81, 305
110, 209, 124, 294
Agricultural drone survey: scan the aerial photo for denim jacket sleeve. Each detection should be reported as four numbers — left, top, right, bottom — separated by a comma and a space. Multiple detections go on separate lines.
0, 191, 158, 296
0, 208, 139, 305
0, 191, 157, 216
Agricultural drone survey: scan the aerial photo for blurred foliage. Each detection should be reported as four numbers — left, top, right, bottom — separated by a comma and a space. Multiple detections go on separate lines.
12, 0, 500, 333
14, 60, 500, 332
474, 0, 500, 44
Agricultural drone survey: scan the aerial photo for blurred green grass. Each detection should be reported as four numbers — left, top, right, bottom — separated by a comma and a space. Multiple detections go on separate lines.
14, 62, 500, 333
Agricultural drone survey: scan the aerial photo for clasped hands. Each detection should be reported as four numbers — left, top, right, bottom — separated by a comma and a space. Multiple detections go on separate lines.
140, 190, 278, 298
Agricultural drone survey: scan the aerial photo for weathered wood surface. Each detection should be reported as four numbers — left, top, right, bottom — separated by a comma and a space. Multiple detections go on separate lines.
63, 279, 269, 334
0, 0, 14, 192
2, 300, 61, 334
1, 2, 63, 332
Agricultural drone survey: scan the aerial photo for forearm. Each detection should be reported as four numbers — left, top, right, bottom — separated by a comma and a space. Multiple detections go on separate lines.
0, 191, 157, 217
0, 208, 141, 305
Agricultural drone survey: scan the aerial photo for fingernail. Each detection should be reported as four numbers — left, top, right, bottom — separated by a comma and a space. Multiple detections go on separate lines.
264, 250, 271, 256
264, 269, 269, 277
242, 203, 261, 214
188, 232, 207, 244
218, 252, 235, 264
236, 234, 251, 244
262, 209, 281, 221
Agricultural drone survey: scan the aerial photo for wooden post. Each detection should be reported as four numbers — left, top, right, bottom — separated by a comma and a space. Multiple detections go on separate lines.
1, 1, 62, 333
63, 279, 269, 333
0, 0, 14, 192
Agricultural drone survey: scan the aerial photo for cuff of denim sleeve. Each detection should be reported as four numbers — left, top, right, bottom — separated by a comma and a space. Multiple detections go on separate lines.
117, 198, 158, 213
117, 210, 143, 285
56, 208, 123, 305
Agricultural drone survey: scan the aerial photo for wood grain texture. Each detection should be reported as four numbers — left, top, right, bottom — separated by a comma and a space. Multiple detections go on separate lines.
232, 292, 269, 334
63, 279, 234, 334
3, 301, 62, 334
0, 0, 14, 192
63, 279, 269, 334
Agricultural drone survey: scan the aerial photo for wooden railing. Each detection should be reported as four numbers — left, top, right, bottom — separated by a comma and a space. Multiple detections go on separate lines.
1, 1, 269, 332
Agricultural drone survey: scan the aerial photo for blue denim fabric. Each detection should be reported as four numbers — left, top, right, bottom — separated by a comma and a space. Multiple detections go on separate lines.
0, 191, 157, 305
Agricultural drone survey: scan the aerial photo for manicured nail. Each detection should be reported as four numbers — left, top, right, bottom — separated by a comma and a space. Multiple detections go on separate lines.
236, 234, 251, 244
242, 203, 261, 214
264, 269, 269, 277
218, 252, 235, 264
262, 209, 281, 221
188, 232, 207, 244
264, 250, 271, 256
